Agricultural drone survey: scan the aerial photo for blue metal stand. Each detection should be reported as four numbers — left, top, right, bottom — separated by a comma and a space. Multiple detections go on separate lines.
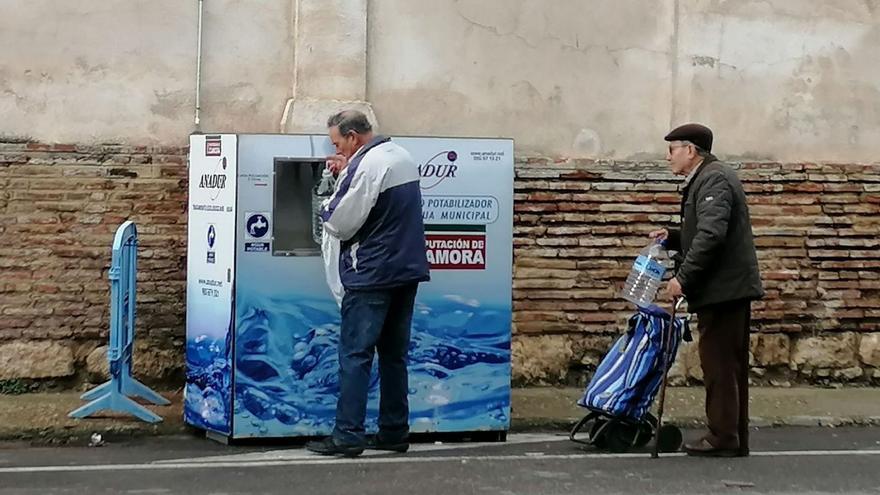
69, 221, 170, 423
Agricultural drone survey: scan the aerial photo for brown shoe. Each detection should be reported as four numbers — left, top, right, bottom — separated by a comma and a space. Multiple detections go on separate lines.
682, 438, 740, 457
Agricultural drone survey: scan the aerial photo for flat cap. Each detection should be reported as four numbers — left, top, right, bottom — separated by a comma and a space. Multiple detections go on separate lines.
664, 123, 713, 153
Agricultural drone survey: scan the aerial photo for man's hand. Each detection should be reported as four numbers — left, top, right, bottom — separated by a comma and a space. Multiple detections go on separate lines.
326, 154, 347, 175
649, 229, 669, 243
665, 277, 683, 299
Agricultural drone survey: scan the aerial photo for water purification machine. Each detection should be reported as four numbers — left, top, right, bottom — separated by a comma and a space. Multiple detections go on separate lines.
184, 133, 513, 441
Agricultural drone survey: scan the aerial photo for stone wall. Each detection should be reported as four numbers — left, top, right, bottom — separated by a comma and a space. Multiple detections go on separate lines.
1, 140, 878, 388
0, 140, 188, 387
512, 157, 880, 386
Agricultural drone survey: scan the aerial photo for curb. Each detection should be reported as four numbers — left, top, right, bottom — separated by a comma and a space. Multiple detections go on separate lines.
3, 416, 879, 446
0, 424, 191, 446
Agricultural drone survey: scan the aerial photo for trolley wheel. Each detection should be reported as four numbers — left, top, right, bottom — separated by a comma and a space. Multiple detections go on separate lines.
656, 424, 683, 453
604, 421, 639, 453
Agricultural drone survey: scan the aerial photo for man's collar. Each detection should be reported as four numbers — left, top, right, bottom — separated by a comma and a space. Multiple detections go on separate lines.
350, 135, 387, 162
682, 158, 706, 188
352, 144, 366, 160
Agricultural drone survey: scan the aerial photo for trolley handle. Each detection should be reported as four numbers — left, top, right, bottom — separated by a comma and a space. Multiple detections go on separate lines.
652, 295, 685, 459
673, 296, 685, 313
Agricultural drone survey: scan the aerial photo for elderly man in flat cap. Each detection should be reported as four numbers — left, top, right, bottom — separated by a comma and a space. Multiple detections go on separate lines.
650, 123, 764, 457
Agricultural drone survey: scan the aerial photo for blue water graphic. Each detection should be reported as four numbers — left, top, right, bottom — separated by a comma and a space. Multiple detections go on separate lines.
185, 294, 510, 437
184, 326, 233, 433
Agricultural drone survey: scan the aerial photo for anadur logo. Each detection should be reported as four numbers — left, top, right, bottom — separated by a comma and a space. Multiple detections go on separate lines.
419, 151, 458, 190
200, 156, 228, 201
200, 173, 226, 189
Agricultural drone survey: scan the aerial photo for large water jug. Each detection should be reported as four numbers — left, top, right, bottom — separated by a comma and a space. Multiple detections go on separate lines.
622, 240, 671, 308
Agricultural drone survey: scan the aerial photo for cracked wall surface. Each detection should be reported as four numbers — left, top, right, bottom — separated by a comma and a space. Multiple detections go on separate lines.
369, 0, 880, 161
0, 0, 878, 162
0, 0, 293, 145
674, 0, 880, 162
368, 0, 676, 159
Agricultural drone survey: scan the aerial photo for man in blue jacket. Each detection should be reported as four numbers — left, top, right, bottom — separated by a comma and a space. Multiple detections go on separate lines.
306, 110, 430, 457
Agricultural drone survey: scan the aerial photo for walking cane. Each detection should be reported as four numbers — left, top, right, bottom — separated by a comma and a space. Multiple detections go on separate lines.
652, 296, 683, 459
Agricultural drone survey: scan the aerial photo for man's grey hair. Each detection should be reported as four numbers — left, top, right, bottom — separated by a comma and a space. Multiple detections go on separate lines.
327, 110, 373, 136
681, 140, 711, 158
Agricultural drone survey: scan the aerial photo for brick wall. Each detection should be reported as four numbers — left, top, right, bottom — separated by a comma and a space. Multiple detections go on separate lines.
0, 141, 188, 386
1, 141, 878, 388
512, 157, 880, 386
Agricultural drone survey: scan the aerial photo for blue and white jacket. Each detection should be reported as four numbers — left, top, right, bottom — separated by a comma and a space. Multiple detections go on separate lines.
320, 136, 430, 290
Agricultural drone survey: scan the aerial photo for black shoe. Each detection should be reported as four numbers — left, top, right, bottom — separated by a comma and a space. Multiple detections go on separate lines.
305, 437, 364, 458
682, 438, 740, 458
366, 436, 409, 453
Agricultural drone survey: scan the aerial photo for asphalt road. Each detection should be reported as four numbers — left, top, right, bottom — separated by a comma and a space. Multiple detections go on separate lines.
1, 427, 879, 495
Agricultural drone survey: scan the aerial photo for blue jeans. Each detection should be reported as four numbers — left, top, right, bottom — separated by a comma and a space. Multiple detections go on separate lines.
331, 283, 418, 447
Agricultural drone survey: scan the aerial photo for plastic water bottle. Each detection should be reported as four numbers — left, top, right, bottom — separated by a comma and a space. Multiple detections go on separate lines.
622, 240, 670, 308
311, 168, 336, 245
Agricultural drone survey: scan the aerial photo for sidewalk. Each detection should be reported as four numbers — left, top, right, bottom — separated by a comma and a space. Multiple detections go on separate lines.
1, 387, 879, 444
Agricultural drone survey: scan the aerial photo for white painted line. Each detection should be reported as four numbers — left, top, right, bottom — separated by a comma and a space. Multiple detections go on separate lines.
2, 449, 880, 474
156, 433, 569, 464
750, 449, 880, 457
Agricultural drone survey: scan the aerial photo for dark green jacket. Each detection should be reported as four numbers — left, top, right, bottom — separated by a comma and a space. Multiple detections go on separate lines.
666, 155, 764, 311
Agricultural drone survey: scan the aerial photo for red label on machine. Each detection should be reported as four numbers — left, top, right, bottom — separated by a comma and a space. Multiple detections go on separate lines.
426, 234, 486, 270
205, 137, 222, 157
